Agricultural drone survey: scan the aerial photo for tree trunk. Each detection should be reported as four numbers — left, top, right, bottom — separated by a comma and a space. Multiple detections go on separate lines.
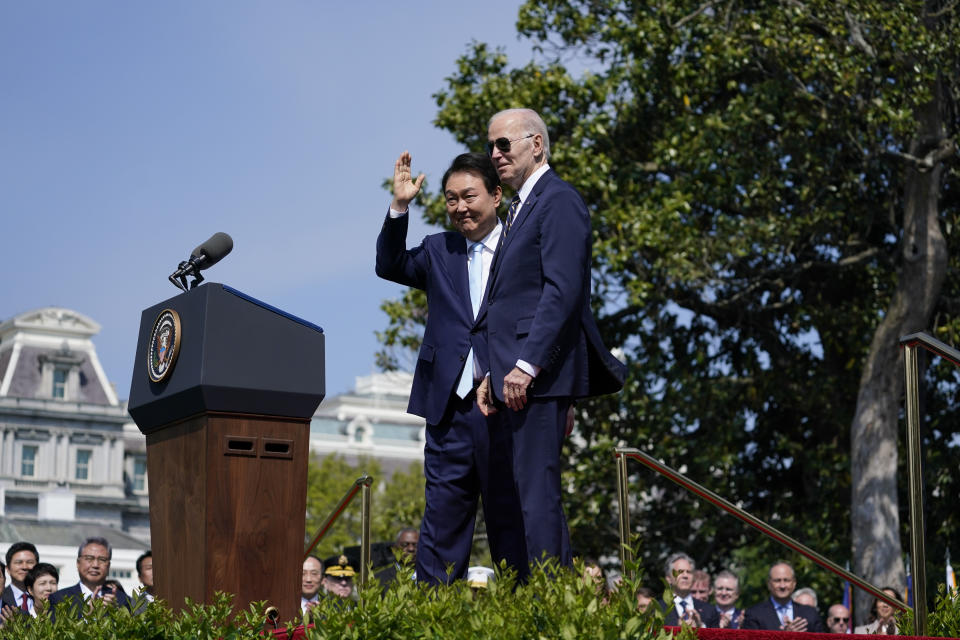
849, 82, 948, 623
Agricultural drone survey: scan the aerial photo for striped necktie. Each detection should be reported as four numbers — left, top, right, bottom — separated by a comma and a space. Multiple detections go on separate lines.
504, 195, 520, 236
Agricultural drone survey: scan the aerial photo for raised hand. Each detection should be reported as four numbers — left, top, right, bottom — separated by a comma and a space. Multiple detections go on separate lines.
391, 151, 425, 212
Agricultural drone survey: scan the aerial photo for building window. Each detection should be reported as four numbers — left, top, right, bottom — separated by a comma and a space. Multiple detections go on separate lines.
75, 449, 92, 481
21, 445, 38, 477
133, 457, 147, 492
52, 368, 68, 399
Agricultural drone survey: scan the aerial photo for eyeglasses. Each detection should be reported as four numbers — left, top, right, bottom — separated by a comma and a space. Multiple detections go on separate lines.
79, 555, 110, 564
486, 134, 534, 155
830, 617, 850, 623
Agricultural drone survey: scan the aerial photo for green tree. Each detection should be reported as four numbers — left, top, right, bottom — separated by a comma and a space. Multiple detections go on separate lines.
378, 0, 960, 618
304, 454, 426, 560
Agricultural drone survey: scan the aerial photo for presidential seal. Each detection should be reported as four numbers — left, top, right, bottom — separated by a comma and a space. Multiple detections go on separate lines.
147, 309, 182, 383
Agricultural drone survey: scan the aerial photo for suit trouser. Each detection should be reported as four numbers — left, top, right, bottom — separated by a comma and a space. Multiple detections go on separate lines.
500, 397, 572, 577
416, 392, 525, 585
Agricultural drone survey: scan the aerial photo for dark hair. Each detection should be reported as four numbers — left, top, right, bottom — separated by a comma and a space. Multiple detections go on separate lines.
441, 152, 500, 194
78, 536, 112, 560
136, 550, 152, 577
5, 541, 39, 567
24, 563, 59, 591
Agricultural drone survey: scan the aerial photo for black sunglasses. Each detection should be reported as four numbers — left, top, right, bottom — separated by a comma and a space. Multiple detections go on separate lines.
830, 617, 850, 623
486, 133, 534, 155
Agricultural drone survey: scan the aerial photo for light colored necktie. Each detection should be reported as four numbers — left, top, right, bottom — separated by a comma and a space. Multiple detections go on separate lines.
504, 195, 520, 236
776, 603, 789, 624
455, 241, 484, 398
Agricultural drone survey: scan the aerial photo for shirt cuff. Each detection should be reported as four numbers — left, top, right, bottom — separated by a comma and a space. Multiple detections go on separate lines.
388, 206, 408, 218
516, 360, 540, 377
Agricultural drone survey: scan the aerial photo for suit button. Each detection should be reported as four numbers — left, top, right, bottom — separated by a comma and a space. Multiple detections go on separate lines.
459, 355, 466, 362
470, 328, 478, 335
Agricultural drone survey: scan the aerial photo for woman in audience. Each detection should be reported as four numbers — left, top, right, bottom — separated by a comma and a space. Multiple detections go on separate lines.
25, 563, 59, 616
854, 587, 900, 635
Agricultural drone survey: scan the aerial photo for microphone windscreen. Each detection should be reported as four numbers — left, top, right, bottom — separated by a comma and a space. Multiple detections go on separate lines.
191, 232, 234, 268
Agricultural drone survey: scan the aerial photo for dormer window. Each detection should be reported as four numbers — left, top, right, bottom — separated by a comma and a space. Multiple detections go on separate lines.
53, 367, 68, 398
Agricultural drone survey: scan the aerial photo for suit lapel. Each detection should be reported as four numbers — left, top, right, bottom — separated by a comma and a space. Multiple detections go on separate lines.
442, 235, 473, 318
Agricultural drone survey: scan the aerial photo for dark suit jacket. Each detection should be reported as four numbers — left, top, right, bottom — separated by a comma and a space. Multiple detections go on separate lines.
376, 212, 491, 426
48, 582, 131, 620
657, 596, 721, 628
479, 169, 625, 401
716, 606, 744, 629
741, 598, 825, 632
1, 586, 18, 610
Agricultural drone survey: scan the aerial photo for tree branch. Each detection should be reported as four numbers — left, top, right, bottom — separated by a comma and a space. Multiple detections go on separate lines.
883, 137, 958, 171
844, 10, 876, 59
672, 1, 715, 30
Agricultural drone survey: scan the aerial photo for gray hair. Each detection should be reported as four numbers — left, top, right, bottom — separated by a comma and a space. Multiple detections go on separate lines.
664, 551, 695, 578
715, 569, 740, 589
488, 108, 551, 160
792, 587, 818, 607
78, 536, 112, 560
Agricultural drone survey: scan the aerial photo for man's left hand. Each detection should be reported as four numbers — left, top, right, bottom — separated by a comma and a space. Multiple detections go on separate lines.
503, 367, 533, 411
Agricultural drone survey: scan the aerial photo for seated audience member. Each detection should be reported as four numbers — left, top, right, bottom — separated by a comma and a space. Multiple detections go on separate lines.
792, 586, 818, 609
636, 586, 655, 613
827, 603, 851, 634
24, 563, 59, 617
691, 569, 712, 602
657, 552, 720, 628
135, 551, 154, 603
322, 556, 356, 600
375, 527, 419, 587
742, 561, 824, 632
713, 569, 744, 629
582, 559, 609, 599
301, 555, 324, 614
854, 588, 900, 635
49, 537, 131, 619
3, 541, 39, 616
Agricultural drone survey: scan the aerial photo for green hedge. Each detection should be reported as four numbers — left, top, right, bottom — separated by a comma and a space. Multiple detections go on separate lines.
4, 563, 958, 639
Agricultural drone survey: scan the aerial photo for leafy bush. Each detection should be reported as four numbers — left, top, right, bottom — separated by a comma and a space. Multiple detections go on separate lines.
900, 584, 960, 638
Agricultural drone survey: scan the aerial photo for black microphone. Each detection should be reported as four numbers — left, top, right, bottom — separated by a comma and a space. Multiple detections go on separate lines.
169, 232, 234, 290
190, 232, 233, 270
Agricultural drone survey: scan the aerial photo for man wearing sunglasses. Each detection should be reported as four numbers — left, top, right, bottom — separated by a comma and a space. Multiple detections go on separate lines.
476, 108, 626, 576
826, 603, 851, 634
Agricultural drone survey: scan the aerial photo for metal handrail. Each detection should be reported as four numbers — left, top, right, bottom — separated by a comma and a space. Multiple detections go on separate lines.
303, 474, 374, 588
899, 331, 960, 636
615, 448, 910, 616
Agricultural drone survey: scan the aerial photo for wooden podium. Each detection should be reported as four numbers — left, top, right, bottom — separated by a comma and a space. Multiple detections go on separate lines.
128, 283, 325, 620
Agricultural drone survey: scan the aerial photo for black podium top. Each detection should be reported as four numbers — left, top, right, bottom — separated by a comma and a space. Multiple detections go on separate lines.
128, 283, 326, 434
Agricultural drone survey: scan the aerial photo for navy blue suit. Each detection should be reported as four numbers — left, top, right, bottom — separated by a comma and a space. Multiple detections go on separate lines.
48, 582, 131, 620
657, 597, 721, 628
376, 211, 524, 585
741, 598, 825, 632
479, 168, 626, 573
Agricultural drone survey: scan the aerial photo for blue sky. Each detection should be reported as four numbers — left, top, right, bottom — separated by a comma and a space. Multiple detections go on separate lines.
1, 1, 532, 403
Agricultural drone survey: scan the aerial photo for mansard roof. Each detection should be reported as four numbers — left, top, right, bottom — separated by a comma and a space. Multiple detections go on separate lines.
0, 307, 118, 406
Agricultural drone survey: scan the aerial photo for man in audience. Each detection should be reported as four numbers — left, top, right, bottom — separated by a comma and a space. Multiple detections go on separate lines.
301, 555, 324, 614
3, 542, 39, 615
713, 569, 744, 629
136, 551, 154, 603
691, 569, 712, 602
742, 561, 824, 632
322, 555, 356, 600
636, 586, 655, 613
375, 527, 419, 586
658, 552, 719, 628
49, 537, 131, 618
792, 586, 818, 609
826, 603, 852, 634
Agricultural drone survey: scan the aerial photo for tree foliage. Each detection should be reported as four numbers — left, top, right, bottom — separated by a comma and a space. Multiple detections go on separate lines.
305, 453, 425, 560
377, 0, 960, 615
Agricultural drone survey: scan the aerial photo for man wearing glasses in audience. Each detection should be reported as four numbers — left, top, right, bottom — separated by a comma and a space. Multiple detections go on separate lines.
49, 537, 131, 619
827, 603, 852, 634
